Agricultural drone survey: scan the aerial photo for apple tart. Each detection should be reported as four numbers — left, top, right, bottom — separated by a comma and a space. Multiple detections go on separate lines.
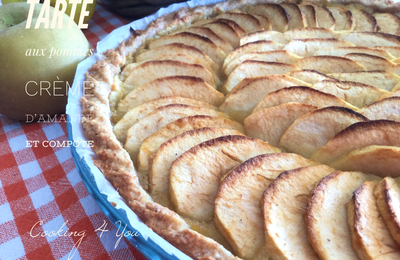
81, 0, 400, 259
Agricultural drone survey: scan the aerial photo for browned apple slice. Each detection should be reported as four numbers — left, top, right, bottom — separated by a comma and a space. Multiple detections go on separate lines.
216, 12, 263, 33
314, 46, 395, 60
124, 104, 228, 162
286, 69, 337, 84
344, 53, 394, 70
134, 53, 222, 86
374, 13, 400, 35
169, 135, 281, 222
313, 80, 388, 108
135, 43, 218, 72
306, 171, 380, 260
358, 97, 400, 121
374, 177, 400, 245
262, 165, 335, 260
350, 9, 377, 32
137, 115, 244, 176
240, 31, 286, 46
333, 145, 400, 177
221, 61, 298, 94
327, 71, 400, 91
280, 3, 306, 30
123, 60, 216, 94
223, 40, 284, 69
149, 127, 245, 204
116, 76, 224, 118
220, 75, 309, 122
279, 107, 368, 158
114, 97, 216, 143
223, 50, 301, 76
215, 153, 317, 259
311, 120, 400, 164
245, 103, 318, 147
339, 32, 400, 47
252, 14, 272, 31
294, 56, 366, 74
252, 86, 358, 113
148, 32, 226, 64
313, 5, 336, 30
184, 26, 233, 54
284, 38, 354, 57
283, 28, 341, 42
376, 88, 400, 101
201, 20, 241, 48
376, 46, 400, 57
346, 180, 400, 259
244, 4, 289, 32
327, 6, 354, 31
299, 4, 317, 28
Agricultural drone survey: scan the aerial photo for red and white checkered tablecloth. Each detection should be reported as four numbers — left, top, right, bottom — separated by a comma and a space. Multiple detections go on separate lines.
0, 3, 148, 260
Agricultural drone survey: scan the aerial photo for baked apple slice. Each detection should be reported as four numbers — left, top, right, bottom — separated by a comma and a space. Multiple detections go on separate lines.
327, 6, 354, 31
114, 97, 216, 143
123, 60, 216, 94
333, 145, 400, 177
244, 4, 289, 32
306, 171, 380, 260
149, 127, 244, 203
346, 180, 400, 259
220, 75, 308, 122
374, 177, 400, 245
148, 32, 226, 64
224, 50, 301, 76
280, 3, 306, 30
311, 120, 400, 164
314, 46, 394, 60
245, 103, 317, 147
252, 86, 357, 113
344, 53, 393, 71
135, 42, 218, 72
215, 12, 263, 33
374, 13, 400, 35
327, 71, 400, 91
358, 97, 400, 121
124, 104, 228, 162
299, 5, 317, 28
286, 69, 336, 84
169, 135, 280, 221
262, 165, 335, 260
283, 38, 354, 57
349, 9, 377, 32
283, 28, 341, 41
137, 115, 244, 173
184, 26, 233, 54
278, 107, 368, 158
200, 20, 241, 48
215, 153, 316, 259
294, 56, 366, 74
339, 32, 400, 47
223, 40, 284, 69
313, 80, 387, 107
222, 61, 297, 94
240, 31, 286, 45
116, 76, 224, 118
312, 5, 335, 30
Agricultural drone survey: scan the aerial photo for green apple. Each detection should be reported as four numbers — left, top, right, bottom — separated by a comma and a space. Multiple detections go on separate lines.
0, 2, 90, 121
50, 0, 97, 27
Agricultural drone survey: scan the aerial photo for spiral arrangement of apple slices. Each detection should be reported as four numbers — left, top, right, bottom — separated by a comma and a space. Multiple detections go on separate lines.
108, 1, 400, 259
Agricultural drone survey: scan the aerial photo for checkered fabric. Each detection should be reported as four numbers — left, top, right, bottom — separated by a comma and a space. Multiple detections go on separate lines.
0, 4, 148, 260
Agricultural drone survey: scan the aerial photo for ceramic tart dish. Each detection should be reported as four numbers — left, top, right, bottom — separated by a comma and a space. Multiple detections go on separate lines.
79, 0, 400, 259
